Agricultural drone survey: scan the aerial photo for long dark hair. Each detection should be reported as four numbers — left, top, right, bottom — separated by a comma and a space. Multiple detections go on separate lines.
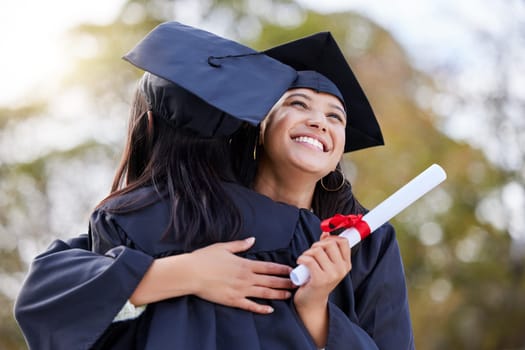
230, 124, 366, 220
97, 88, 242, 250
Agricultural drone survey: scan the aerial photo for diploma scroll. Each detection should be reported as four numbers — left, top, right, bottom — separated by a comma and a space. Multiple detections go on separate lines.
290, 163, 447, 286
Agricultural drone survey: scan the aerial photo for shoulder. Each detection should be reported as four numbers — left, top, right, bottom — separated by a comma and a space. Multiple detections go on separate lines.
358, 222, 398, 256
97, 186, 162, 211
370, 222, 397, 245
90, 186, 173, 255
350, 222, 403, 282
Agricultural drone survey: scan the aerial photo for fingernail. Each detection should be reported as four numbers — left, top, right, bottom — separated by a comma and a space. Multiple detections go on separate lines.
267, 306, 274, 313
245, 237, 255, 245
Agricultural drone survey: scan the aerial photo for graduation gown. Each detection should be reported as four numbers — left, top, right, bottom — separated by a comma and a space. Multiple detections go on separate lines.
14, 235, 153, 350
15, 182, 414, 349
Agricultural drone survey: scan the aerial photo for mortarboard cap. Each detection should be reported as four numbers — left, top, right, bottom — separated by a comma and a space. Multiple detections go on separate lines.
264, 32, 384, 152
139, 72, 242, 137
123, 21, 297, 136
289, 70, 345, 108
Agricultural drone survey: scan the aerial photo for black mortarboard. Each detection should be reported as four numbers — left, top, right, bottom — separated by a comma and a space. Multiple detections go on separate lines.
264, 32, 384, 152
123, 21, 297, 136
139, 72, 242, 136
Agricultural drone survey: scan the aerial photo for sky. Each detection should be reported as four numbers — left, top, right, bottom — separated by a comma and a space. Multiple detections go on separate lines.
0, 0, 126, 105
0, 0, 513, 105
1, 0, 520, 106
300, 0, 508, 70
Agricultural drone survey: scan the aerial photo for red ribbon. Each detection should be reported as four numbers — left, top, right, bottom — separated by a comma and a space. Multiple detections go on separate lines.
320, 214, 371, 240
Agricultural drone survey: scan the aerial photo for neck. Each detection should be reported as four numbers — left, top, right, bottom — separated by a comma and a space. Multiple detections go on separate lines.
253, 161, 318, 209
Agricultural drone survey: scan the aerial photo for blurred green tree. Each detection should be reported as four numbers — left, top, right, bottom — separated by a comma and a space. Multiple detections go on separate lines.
1, 1, 523, 349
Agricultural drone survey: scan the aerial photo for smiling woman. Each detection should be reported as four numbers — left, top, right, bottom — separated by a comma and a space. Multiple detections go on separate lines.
256, 84, 348, 209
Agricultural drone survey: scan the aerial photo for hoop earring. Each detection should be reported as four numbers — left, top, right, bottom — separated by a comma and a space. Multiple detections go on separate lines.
253, 134, 258, 160
320, 168, 346, 192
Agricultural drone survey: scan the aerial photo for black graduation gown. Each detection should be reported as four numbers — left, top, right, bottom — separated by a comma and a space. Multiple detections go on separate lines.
14, 235, 154, 350
15, 183, 414, 349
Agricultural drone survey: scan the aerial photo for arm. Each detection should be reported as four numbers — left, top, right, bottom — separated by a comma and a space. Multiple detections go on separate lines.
320, 223, 414, 349
343, 223, 415, 349
14, 235, 153, 350
293, 232, 351, 348
130, 237, 294, 314
293, 223, 415, 350
90, 208, 295, 313
15, 236, 295, 350
293, 233, 381, 349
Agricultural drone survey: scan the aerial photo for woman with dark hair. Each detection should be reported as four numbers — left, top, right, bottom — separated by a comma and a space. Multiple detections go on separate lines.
86, 70, 363, 350
15, 22, 414, 350
91, 72, 297, 314
93, 76, 243, 253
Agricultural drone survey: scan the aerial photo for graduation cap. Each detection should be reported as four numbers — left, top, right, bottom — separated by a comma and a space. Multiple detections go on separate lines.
264, 32, 384, 152
123, 21, 297, 137
138, 72, 243, 137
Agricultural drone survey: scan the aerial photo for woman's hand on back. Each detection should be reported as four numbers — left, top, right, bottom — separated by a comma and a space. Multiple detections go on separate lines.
188, 237, 295, 314
131, 237, 294, 313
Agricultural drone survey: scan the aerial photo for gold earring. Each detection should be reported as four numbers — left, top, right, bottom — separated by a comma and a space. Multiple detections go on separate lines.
320, 169, 346, 192
253, 134, 258, 160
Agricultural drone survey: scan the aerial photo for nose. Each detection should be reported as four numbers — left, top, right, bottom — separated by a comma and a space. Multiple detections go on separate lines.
307, 112, 327, 132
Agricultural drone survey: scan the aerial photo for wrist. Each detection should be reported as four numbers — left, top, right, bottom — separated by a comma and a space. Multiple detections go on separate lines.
294, 298, 329, 348
177, 252, 200, 295
130, 253, 195, 305
294, 295, 328, 314
295, 299, 328, 318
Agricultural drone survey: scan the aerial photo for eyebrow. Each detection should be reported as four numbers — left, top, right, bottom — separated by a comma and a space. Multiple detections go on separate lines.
286, 92, 347, 119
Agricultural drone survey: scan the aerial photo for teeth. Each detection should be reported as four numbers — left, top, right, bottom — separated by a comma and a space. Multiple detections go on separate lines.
293, 136, 324, 151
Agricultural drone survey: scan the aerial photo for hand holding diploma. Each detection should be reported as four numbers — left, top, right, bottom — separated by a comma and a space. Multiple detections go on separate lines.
290, 164, 447, 286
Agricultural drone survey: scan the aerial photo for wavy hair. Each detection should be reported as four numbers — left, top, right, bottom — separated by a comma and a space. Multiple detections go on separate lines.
97, 88, 242, 251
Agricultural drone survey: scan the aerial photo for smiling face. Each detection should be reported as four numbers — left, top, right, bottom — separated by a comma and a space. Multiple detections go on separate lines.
259, 87, 346, 180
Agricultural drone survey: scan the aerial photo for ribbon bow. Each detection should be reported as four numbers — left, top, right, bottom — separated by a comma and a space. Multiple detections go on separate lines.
320, 214, 371, 240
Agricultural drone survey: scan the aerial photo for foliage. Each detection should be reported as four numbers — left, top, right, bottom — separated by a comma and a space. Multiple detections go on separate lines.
1, 1, 523, 349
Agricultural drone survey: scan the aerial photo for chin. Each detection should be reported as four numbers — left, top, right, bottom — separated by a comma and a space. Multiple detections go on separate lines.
287, 152, 335, 175
293, 162, 330, 177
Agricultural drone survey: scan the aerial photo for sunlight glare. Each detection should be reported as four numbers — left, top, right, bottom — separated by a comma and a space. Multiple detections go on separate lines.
0, 0, 125, 106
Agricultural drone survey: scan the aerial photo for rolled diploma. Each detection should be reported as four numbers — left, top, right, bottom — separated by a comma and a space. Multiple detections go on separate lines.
290, 163, 447, 286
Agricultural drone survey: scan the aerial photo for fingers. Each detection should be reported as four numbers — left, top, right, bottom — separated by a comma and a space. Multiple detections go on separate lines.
315, 236, 350, 265
235, 287, 294, 314
220, 237, 256, 253
301, 245, 332, 272
250, 260, 292, 276
322, 238, 345, 265
253, 274, 296, 290
249, 285, 292, 301
297, 237, 352, 280
237, 298, 275, 315
337, 237, 351, 269
320, 233, 351, 258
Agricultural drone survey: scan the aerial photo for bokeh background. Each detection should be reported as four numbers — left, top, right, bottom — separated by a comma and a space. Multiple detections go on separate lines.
1, 0, 524, 349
